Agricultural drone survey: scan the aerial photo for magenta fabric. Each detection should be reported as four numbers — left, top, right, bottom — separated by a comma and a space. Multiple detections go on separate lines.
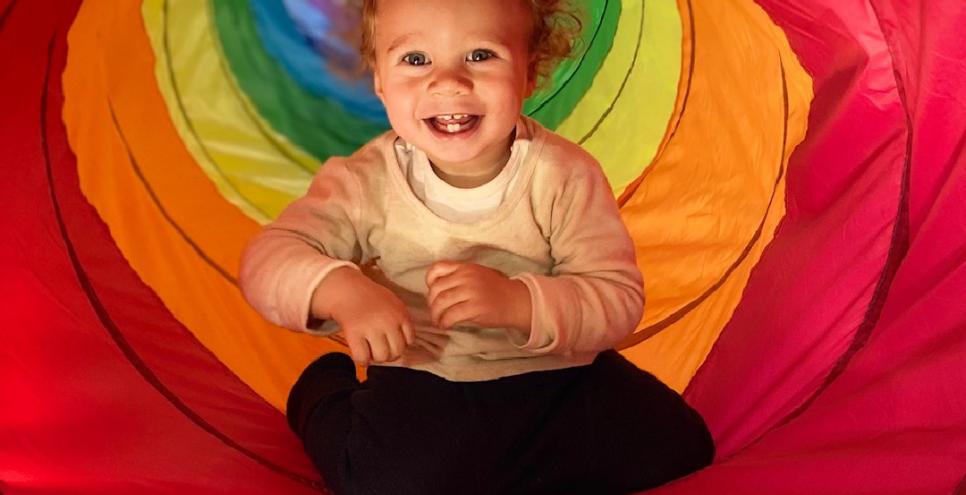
657, 0, 966, 493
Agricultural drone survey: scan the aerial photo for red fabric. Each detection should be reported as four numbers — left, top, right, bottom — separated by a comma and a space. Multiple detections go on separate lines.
0, 1, 322, 493
2, 0, 964, 493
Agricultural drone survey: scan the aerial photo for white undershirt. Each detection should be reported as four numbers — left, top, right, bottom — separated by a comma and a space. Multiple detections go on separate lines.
393, 126, 530, 223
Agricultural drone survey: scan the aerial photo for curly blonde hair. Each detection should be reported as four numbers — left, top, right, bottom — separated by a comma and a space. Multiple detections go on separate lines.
357, 0, 582, 89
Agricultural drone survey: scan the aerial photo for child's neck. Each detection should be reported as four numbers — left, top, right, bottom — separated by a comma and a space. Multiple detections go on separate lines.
427, 132, 514, 189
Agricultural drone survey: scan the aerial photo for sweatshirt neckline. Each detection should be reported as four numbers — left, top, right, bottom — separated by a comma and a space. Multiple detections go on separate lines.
381, 117, 546, 231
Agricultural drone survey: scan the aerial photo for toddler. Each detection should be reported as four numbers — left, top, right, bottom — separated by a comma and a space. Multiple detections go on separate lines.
240, 0, 714, 493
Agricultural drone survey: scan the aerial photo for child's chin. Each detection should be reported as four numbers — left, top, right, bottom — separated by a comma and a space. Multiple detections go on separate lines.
416, 137, 485, 161
424, 147, 482, 165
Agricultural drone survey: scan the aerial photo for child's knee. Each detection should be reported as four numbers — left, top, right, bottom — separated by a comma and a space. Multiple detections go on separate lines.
662, 409, 716, 481
286, 353, 358, 437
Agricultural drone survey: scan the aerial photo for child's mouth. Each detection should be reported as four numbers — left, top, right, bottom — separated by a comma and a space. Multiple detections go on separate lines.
425, 114, 481, 135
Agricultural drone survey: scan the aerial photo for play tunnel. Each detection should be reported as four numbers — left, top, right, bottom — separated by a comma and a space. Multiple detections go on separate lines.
2, 0, 964, 493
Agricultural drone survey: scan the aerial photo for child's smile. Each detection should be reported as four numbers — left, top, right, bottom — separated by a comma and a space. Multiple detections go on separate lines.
425, 114, 480, 136
371, 0, 536, 187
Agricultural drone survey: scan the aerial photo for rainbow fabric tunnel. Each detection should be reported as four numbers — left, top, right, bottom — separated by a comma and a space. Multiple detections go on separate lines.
2, 0, 965, 493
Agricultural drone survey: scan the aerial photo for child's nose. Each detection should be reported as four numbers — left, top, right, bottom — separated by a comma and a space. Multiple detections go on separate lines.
428, 66, 473, 97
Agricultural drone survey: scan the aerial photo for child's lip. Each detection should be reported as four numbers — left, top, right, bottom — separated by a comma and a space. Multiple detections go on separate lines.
422, 114, 481, 121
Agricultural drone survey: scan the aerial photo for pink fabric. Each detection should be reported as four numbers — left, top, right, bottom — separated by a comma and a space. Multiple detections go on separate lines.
684, 0, 908, 456
655, 0, 966, 492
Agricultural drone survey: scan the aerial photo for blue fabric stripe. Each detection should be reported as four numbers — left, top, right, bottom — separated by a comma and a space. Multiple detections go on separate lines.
252, 0, 387, 121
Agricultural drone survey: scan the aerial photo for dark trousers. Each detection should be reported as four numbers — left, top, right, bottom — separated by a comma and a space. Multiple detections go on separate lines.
287, 351, 714, 495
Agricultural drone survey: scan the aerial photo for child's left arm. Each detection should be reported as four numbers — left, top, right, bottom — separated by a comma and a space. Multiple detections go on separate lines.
507, 161, 644, 354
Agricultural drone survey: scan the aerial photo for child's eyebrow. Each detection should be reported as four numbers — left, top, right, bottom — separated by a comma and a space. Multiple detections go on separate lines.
385, 33, 512, 55
386, 33, 419, 54
465, 35, 514, 50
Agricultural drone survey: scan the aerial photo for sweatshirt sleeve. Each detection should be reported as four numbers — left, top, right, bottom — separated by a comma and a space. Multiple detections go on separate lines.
510, 159, 644, 354
238, 158, 364, 335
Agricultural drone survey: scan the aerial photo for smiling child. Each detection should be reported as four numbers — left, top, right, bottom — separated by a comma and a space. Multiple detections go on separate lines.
240, 1, 714, 493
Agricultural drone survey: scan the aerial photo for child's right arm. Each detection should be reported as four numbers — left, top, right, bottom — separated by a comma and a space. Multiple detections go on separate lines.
239, 158, 413, 365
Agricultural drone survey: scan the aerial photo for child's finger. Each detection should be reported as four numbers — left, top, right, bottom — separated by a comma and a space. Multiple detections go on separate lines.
368, 334, 391, 363
437, 300, 478, 329
426, 274, 464, 309
429, 287, 470, 327
401, 321, 415, 346
385, 327, 406, 360
347, 334, 371, 367
426, 260, 462, 287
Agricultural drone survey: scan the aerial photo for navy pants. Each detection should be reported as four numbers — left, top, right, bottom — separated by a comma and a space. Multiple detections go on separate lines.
287, 351, 714, 495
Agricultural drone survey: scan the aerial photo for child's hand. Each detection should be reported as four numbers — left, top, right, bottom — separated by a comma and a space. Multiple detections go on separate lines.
313, 267, 415, 366
425, 261, 532, 332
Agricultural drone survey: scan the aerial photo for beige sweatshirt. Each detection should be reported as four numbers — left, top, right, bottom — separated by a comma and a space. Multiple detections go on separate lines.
239, 117, 644, 381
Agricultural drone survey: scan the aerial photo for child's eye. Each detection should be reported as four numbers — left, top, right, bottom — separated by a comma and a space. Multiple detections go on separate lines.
467, 49, 495, 62
401, 52, 429, 66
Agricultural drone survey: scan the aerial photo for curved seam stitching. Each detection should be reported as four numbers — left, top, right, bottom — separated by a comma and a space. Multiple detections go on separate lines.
161, 0, 272, 220
0, 0, 19, 35
707, 0, 913, 462
616, 0, 693, 206
42, 34, 323, 491
206, 0, 318, 174
526, 0, 612, 116
578, 0, 646, 144
623, 53, 788, 349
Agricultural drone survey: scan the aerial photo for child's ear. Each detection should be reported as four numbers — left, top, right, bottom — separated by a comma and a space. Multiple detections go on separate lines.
525, 76, 537, 98
524, 64, 538, 98
373, 68, 386, 102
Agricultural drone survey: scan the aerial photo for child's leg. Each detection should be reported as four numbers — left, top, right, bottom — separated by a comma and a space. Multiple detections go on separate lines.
286, 353, 360, 494
287, 351, 713, 495
580, 350, 715, 493
287, 354, 479, 495
484, 351, 713, 495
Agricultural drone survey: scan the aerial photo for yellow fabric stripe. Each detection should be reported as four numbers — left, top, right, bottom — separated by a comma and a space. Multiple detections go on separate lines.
141, 0, 319, 222
555, 0, 682, 195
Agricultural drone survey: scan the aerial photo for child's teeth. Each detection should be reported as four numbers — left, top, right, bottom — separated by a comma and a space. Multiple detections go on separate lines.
435, 114, 471, 122
447, 123, 459, 132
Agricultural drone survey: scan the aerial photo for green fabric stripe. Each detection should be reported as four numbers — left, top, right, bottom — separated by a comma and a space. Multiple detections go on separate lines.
213, 0, 617, 161
212, 0, 387, 161
524, 0, 620, 129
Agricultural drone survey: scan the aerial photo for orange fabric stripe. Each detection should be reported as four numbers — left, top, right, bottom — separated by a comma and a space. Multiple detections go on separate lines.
63, 0, 345, 410
617, 0, 812, 391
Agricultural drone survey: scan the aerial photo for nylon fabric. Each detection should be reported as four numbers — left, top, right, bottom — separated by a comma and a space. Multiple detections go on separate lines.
554, 0, 682, 194
141, 0, 317, 222
63, 0, 346, 411
1, 1, 322, 491
251, 0, 386, 120
6, 0, 965, 492
212, 0, 387, 160
616, 0, 810, 393
650, 0, 966, 491
522, 0, 618, 129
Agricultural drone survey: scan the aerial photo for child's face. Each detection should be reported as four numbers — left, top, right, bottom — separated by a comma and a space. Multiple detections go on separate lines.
371, 0, 535, 176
